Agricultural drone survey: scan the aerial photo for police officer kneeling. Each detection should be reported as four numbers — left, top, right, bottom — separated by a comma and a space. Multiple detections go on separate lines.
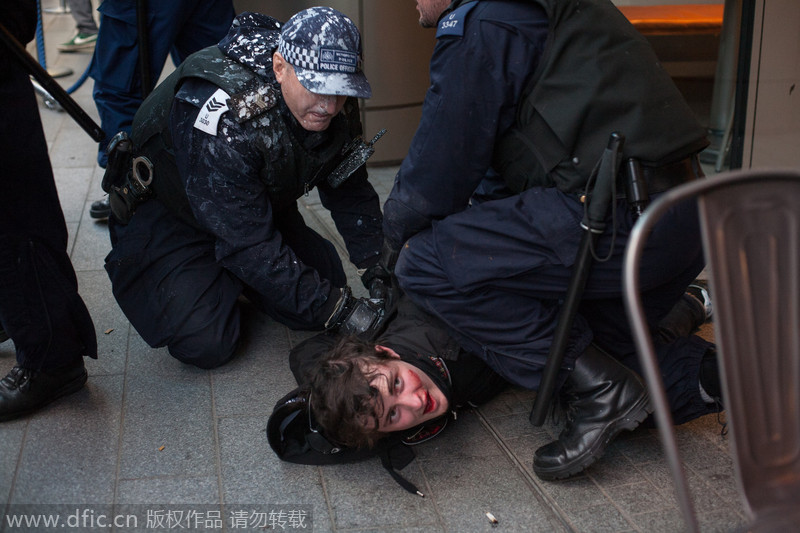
103, 8, 389, 369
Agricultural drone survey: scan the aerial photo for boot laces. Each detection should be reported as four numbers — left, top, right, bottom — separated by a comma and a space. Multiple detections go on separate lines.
3, 367, 34, 392
549, 391, 579, 428
712, 397, 728, 436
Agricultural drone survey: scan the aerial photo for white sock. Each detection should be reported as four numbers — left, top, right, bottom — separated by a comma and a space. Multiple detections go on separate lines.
699, 381, 715, 404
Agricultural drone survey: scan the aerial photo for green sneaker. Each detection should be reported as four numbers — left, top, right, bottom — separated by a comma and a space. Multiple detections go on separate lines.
58, 31, 97, 53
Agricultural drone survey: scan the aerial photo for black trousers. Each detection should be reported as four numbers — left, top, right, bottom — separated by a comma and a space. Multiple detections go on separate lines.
0, 63, 97, 370
105, 199, 346, 369
397, 186, 714, 425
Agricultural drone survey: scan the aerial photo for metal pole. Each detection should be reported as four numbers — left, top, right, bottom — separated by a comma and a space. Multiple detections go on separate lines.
136, 0, 152, 99
702, 0, 743, 167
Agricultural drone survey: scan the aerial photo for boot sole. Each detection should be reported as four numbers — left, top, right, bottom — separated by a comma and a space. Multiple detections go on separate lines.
533, 391, 653, 481
89, 207, 110, 219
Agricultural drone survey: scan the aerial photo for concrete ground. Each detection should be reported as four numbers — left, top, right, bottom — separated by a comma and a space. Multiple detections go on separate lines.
1, 3, 746, 532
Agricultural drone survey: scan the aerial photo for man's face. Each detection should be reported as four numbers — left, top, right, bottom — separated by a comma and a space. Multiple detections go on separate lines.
273, 52, 347, 132
415, 0, 451, 28
366, 346, 449, 433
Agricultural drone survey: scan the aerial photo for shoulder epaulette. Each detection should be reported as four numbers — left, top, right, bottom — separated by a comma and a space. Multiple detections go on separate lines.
436, 0, 479, 38
227, 83, 278, 123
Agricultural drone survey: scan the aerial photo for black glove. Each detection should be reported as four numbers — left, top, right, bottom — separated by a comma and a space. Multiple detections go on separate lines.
361, 263, 392, 301
325, 286, 387, 341
359, 240, 403, 311
378, 239, 400, 275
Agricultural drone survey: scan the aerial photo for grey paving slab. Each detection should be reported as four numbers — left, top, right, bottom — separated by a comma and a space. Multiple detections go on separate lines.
6, 374, 123, 505
216, 415, 334, 532
116, 476, 220, 505
537, 475, 614, 516
69, 212, 112, 272
114, 477, 226, 533
321, 461, 439, 530
627, 507, 687, 533
53, 166, 94, 222
122, 330, 197, 377
566, 504, 637, 533
49, 126, 99, 169
77, 270, 130, 377
422, 456, 563, 533
0, 425, 25, 503
118, 371, 216, 479
413, 410, 506, 461
210, 320, 297, 418
603, 480, 674, 518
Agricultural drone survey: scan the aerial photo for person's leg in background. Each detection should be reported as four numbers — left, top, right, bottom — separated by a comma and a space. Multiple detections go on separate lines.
58, 0, 99, 53
88, 0, 235, 219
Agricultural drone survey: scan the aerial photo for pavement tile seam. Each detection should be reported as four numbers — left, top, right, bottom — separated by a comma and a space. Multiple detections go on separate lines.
208, 373, 228, 521
0, 423, 29, 511
111, 337, 132, 509
312, 465, 339, 532
473, 409, 574, 533
412, 465, 448, 531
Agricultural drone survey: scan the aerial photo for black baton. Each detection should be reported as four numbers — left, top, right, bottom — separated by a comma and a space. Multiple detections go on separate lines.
530, 132, 625, 426
0, 21, 105, 143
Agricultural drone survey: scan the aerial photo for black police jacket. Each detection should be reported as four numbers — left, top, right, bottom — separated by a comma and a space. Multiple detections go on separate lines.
124, 16, 382, 324
383, 0, 708, 249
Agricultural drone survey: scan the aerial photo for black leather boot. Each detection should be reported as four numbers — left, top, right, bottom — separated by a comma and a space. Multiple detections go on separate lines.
0, 364, 87, 422
89, 196, 111, 219
533, 345, 652, 480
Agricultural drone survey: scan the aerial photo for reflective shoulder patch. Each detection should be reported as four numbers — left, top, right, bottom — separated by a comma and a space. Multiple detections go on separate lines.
436, 1, 478, 38
193, 88, 230, 136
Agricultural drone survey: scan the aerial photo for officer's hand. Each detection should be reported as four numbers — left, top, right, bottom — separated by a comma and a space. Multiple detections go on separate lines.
325, 287, 387, 341
361, 240, 404, 311
361, 263, 392, 301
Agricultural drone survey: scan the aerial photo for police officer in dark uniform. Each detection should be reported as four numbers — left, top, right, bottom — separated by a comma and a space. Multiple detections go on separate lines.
103, 9, 388, 369
379, 0, 720, 480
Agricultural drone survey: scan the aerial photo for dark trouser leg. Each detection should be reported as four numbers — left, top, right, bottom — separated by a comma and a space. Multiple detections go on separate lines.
106, 201, 241, 369
397, 187, 716, 423
0, 66, 97, 370
0, 59, 95, 421
0, 237, 96, 370
89, 1, 234, 165
396, 226, 590, 390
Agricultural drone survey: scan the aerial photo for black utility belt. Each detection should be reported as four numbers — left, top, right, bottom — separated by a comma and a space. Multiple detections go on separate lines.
616, 154, 703, 217
100, 131, 154, 224
619, 154, 703, 197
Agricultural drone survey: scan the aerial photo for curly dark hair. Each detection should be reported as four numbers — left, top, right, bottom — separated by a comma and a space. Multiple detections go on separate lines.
308, 335, 395, 449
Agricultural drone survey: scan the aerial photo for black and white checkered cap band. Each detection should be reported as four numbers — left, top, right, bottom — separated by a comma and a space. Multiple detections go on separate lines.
278, 40, 360, 74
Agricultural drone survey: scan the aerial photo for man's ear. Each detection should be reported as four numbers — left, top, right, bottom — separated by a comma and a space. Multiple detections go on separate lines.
375, 345, 401, 359
273, 51, 286, 82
